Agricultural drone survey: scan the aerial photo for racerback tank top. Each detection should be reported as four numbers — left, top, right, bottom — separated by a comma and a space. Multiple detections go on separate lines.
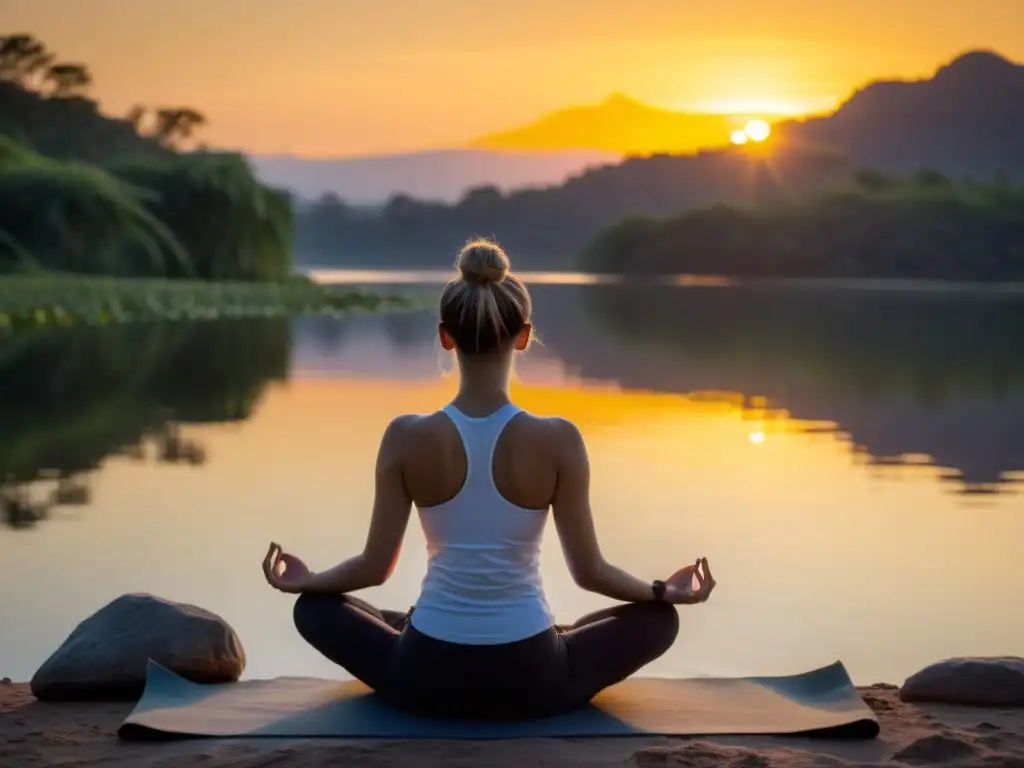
409, 402, 555, 645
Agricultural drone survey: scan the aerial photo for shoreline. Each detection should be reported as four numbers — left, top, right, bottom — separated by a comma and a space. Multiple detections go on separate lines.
3, 680, 1022, 767
305, 266, 1024, 295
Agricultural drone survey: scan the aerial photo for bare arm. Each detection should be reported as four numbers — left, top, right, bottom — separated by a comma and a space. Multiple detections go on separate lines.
550, 419, 659, 603
300, 416, 414, 593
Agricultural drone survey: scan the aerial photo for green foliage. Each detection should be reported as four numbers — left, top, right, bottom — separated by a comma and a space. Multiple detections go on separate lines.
110, 152, 293, 280
580, 175, 1024, 280
0, 142, 188, 275
0, 32, 290, 283
0, 135, 300, 281
0, 273, 405, 335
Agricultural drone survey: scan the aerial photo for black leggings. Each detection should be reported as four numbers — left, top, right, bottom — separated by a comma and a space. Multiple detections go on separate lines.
293, 594, 680, 720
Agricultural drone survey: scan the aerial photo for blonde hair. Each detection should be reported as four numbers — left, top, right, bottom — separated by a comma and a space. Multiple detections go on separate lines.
439, 238, 532, 355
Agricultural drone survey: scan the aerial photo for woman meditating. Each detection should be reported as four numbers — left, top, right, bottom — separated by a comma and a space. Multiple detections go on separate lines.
261, 239, 716, 721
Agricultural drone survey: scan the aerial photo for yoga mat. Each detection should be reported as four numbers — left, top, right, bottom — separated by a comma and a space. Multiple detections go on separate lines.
119, 659, 879, 741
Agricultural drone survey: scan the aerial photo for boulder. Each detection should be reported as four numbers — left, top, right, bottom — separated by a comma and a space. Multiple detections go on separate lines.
30, 593, 245, 702
899, 657, 1024, 707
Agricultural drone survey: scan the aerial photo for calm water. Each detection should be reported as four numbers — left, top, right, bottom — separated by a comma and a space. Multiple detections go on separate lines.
2, 277, 1023, 686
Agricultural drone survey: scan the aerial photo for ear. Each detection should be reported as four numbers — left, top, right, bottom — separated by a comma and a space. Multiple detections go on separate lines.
513, 323, 532, 352
438, 323, 457, 351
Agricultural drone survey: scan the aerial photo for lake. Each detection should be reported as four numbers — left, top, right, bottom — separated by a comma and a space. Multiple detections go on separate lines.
2, 275, 1023, 687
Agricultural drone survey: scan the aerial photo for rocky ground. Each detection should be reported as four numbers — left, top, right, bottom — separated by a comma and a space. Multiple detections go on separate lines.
3, 680, 1023, 767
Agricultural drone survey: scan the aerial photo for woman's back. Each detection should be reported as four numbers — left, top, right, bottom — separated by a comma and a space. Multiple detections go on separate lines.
266, 238, 708, 722
398, 403, 561, 510
398, 402, 566, 644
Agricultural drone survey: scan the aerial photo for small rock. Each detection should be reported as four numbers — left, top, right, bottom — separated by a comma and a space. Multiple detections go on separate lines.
30, 593, 245, 702
891, 734, 977, 765
973, 721, 1002, 731
899, 657, 1024, 707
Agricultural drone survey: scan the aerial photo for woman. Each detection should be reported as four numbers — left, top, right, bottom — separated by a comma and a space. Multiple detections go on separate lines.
262, 239, 716, 721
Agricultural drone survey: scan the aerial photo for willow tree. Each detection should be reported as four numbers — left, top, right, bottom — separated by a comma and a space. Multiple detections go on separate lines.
111, 151, 293, 281
0, 138, 188, 275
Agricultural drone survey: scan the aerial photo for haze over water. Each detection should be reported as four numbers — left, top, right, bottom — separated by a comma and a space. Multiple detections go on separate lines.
2, 274, 1022, 686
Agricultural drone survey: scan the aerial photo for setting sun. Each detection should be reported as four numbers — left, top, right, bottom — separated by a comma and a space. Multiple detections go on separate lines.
745, 119, 771, 142
730, 119, 772, 146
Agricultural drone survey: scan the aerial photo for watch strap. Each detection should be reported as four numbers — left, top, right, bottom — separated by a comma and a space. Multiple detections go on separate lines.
652, 579, 667, 601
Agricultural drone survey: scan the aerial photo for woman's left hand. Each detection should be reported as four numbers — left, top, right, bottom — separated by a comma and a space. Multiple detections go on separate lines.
262, 542, 314, 593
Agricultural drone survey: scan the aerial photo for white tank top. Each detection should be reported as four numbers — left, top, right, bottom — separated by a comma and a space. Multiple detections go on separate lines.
410, 402, 555, 645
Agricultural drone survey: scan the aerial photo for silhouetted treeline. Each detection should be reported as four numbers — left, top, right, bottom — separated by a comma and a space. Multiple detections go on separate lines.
0, 318, 291, 489
0, 33, 206, 162
294, 149, 852, 267
0, 33, 294, 281
581, 173, 1024, 280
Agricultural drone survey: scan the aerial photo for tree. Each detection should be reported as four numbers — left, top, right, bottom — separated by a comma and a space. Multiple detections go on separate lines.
853, 169, 895, 192
45, 62, 92, 98
152, 107, 207, 149
0, 34, 54, 88
913, 169, 951, 187
124, 104, 149, 133
459, 185, 504, 208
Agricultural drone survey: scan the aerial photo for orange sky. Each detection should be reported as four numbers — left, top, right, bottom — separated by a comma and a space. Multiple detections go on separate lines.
5, 0, 1023, 155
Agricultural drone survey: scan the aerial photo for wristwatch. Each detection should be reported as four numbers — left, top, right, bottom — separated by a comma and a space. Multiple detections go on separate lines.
652, 579, 667, 601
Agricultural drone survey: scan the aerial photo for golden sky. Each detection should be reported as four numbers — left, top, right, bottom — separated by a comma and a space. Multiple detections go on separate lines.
5, 0, 1023, 156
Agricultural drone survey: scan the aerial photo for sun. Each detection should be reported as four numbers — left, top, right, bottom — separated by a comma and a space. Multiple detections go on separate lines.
745, 119, 771, 142
730, 119, 772, 145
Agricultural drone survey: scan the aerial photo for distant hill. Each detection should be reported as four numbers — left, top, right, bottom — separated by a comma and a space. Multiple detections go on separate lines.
775, 50, 1024, 179
293, 147, 851, 268
296, 48, 1024, 270
466, 93, 754, 155
250, 148, 616, 204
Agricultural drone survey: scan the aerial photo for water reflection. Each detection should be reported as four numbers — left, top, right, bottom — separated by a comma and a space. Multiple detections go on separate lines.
2, 281, 1023, 685
0, 319, 291, 529
7, 284, 1021, 522
294, 283, 1024, 493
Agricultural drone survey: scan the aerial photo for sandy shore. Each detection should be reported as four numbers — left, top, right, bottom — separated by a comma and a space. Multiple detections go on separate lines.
2, 679, 1022, 767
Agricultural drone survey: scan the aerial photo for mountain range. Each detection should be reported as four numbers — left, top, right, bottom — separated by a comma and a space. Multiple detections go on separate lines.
773, 50, 1023, 177
256, 50, 1024, 203
293, 49, 1024, 269
252, 96, 751, 203
250, 148, 615, 205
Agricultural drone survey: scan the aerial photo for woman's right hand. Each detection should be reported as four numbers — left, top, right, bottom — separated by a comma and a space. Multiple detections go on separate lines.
664, 557, 716, 604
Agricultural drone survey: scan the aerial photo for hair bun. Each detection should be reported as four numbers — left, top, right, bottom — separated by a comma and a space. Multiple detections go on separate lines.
456, 239, 510, 286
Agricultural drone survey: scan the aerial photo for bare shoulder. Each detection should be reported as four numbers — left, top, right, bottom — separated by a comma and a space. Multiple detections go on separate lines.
378, 413, 442, 456
516, 413, 586, 458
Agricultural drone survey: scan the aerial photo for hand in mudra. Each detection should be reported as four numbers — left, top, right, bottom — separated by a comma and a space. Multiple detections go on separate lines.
664, 557, 716, 604
262, 542, 313, 593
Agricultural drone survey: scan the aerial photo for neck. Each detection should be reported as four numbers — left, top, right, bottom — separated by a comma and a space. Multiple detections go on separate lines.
454, 353, 514, 414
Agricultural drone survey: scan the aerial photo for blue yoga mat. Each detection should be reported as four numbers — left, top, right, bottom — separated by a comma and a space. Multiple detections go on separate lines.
118, 659, 879, 741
